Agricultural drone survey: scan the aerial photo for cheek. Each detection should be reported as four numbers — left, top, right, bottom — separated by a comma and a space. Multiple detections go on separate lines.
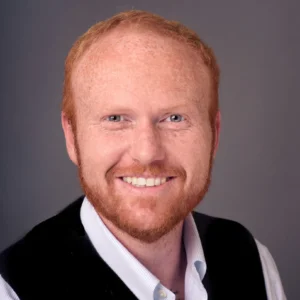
77, 129, 126, 177
173, 128, 213, 181
166, 124, 212, 156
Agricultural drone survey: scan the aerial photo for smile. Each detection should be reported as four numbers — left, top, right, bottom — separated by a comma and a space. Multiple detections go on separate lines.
121, 177, 173, 187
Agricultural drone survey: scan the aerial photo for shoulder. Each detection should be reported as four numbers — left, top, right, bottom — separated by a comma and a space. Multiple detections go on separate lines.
192, 211, 254, 242
191, 211, 262, 267
0, 196, 85, 276
255, 240, 287, 300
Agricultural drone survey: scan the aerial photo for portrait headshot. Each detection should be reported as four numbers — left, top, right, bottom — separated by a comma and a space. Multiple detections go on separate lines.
0, 1, 298, 299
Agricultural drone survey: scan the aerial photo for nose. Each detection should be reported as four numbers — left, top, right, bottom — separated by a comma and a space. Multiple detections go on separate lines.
129, 121, 165, 165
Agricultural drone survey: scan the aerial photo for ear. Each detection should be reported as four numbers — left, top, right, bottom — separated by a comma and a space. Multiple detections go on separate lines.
61, 112, 78, 166
212, 110, 221, 158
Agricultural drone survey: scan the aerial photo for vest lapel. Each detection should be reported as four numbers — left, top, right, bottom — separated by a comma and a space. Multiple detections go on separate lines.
192, 211, 268, 300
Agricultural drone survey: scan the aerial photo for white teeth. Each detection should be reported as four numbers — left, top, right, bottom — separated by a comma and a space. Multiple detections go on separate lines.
122, 177, 169, 187
146, 178, 155, 186
137, 178, 146, 186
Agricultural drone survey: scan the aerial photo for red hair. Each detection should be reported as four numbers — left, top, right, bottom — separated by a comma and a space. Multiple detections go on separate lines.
62, 10, 220, 124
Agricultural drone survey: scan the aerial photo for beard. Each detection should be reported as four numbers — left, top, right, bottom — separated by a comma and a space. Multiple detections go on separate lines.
74, 136, 214, 244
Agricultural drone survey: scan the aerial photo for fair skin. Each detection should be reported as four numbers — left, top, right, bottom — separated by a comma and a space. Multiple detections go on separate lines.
62, 28, 220, 298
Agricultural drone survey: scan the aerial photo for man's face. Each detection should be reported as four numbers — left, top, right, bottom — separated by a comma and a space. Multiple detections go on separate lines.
65, 29, 218, 243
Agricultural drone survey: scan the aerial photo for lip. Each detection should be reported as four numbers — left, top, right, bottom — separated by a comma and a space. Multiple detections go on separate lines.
117, 175, 174, 179
116, 177, 176, 195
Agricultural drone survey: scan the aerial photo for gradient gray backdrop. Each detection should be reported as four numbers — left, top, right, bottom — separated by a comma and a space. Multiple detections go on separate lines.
0, 1, 298, 299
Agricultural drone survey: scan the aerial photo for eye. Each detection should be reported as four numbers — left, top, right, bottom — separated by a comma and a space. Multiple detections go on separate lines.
165, 114, 185, 122
106, 115, 124, 122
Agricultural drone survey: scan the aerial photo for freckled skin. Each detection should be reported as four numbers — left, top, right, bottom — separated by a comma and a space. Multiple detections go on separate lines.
65, 28, 218, 243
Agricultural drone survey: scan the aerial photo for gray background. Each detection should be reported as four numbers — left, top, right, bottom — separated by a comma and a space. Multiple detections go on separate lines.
0, 0, 298, 298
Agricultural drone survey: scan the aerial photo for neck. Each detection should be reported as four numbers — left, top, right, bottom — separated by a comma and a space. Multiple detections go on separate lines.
99, 215, 187, 290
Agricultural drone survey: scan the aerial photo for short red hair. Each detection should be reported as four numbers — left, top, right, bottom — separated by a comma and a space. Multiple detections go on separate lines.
62, 10, 220, 124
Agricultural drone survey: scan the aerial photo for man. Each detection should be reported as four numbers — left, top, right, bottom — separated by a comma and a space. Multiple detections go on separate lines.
0, 10, 286, 300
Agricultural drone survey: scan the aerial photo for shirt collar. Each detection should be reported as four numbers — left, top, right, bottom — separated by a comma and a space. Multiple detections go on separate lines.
80, 197, 206, 299
183, 213, 207, 280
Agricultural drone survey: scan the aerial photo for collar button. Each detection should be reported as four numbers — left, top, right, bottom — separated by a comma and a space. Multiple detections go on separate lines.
159, 289, 167, 298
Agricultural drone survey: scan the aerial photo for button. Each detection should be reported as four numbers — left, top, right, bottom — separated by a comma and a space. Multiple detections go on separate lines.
159, 289, 167, 298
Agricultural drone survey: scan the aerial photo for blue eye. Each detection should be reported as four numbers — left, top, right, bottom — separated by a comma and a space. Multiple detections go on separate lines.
107, 115, 124, 122
166, 114, 185, 122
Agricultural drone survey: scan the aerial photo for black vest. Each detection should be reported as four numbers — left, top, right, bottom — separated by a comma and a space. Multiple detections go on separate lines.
0, 196, 268, 300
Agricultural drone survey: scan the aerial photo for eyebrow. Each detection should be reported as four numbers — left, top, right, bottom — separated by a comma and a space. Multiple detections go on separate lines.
100, 103, 196, 113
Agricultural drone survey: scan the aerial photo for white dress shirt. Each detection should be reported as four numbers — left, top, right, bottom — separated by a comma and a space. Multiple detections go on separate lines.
0, 197, 287, 299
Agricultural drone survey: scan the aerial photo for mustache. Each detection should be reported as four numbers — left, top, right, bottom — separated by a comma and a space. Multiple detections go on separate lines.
107, 162, 186, 178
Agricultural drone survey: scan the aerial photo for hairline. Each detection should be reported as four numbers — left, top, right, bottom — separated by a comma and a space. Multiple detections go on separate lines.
64, 16, 219, 128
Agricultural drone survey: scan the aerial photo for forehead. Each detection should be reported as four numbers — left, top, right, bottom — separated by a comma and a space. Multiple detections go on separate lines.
72, 28, 211, 109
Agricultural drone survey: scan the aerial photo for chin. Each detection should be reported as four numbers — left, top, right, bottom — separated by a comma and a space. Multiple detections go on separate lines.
112, 206, 186, 243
